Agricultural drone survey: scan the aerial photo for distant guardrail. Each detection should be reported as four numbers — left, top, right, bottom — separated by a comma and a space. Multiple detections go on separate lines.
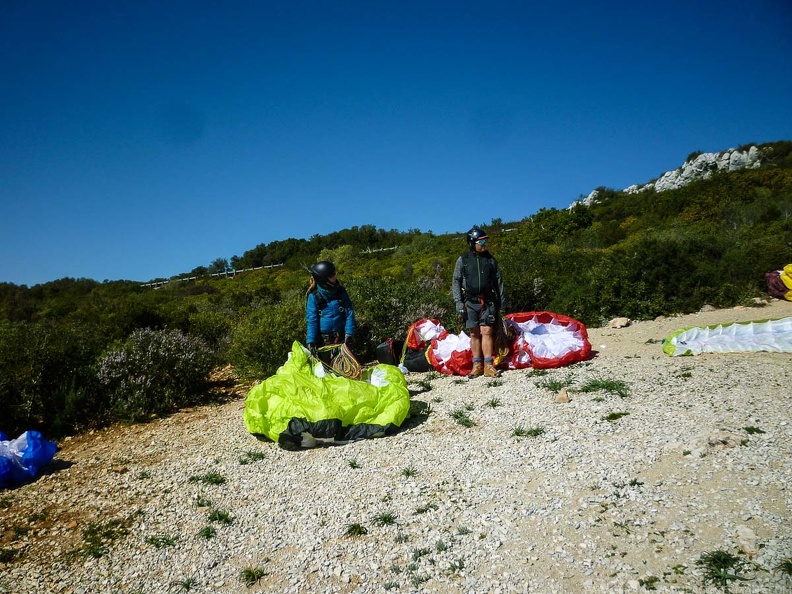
142, 244, 402, 288
141, 263, 284, 288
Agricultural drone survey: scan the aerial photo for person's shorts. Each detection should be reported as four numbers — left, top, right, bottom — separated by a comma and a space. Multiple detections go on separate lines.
464, 300, 497, 329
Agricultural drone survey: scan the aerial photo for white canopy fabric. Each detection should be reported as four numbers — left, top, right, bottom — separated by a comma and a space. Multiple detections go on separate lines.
662, 316, 792, 356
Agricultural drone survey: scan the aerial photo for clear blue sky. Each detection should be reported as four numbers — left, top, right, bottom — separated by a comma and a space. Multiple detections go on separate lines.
2, 0, 791, 286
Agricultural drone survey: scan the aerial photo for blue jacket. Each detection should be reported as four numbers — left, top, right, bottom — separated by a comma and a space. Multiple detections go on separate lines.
305, 285, 355, 345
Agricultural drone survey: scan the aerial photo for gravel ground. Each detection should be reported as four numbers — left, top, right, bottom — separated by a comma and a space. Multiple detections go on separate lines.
1, 300, 791, 594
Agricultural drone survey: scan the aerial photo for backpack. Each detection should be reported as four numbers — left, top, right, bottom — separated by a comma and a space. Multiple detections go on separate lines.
460, 251, 498, 302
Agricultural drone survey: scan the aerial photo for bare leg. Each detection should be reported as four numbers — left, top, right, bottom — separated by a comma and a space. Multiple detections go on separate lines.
469, 327, 483, 359
481, 326, 494, 359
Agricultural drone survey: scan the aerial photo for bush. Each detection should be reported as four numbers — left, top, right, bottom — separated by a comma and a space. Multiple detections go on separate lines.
227, 292, 305, 379
97, 328, 216, 422
0, 320, 107, 437
346, 277, 450, 361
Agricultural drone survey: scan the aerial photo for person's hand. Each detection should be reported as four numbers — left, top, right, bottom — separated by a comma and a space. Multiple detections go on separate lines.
344, 334, 352, 344
307, 343, 317, 356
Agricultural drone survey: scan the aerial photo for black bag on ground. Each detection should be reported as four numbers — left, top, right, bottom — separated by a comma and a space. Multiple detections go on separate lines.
402, 344, 433, 372
376, 338, 404, 366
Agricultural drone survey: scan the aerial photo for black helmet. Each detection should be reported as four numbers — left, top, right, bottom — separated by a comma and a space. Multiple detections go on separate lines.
309, 260, 338, 288
466, 226, 489, 250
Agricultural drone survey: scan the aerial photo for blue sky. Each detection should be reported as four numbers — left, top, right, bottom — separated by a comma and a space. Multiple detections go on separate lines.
2, 0, 791, 286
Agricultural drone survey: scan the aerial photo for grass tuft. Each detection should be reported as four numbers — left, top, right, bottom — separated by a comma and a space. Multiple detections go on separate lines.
579, 378, 630, 398
696, 549, 752, 592
145, 534, 177, 548
373, 512, 397, 526
345, 522, 368, 537
188, 471, 226, 485
240, 567, 267, 587
450, 409, 476, 427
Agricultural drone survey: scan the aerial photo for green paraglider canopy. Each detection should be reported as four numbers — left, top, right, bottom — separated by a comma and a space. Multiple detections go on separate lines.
244, 341, 411, 448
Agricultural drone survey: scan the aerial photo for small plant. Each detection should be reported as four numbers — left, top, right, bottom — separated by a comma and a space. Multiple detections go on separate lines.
415, 378, 432, 391
189, 471, 226, 486
0, 549, 17, 563
512, 426, 544, 437
638, 576, 660, 590
373, 512, 397, 526
194, 495, 212, 507
136, 470, 151, 479
450, 409, 476, 428
345, 522, 368, 537
450, 556, 465, 573
526, 369, 547, 377
411, 574, 430, 586
457, 526, 472, 535
464, 402, 475, 411
208, 509, 234, 524
535, 376, 572, 391
411, 547, 430, 561
395, 533, 409, 543
384, 581, 398, 590
240, 567, 267, 587
486, 397, 501, 407
452, 379, 466, 385
170, 577, 197, 591
775, 558, 792, 576
401, 466, 418, 478
603, 412, 630, 422
579, 378, 630, 398
348, 459, 361, 469
414, 502, 438, 514
239, 449, 267, 464
431, 396, 443, 403
696, 549, 752, 592
198, 526, 216, 539
487, 379, 503, 387
743, 426, 765, 435
146, 534, 177, 548
683, 450, 691, 456
81, 518, 132, 558
435, 539, 449, 552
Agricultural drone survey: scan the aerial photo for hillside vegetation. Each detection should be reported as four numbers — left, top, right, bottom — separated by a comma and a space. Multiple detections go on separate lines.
1, 141, 791, 438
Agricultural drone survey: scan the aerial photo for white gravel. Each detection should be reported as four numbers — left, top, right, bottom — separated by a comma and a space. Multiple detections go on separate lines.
1, 300, 791, 594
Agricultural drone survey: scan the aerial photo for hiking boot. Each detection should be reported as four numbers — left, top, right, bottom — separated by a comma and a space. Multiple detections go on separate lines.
483, 362, 500, 378
468, 362, 483, 378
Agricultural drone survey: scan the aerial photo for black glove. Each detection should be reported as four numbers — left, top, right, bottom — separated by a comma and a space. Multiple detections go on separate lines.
307, 343, 317, 356
344, 334, 352, 344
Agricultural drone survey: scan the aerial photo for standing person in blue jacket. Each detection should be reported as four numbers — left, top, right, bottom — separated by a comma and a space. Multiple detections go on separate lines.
305, 261, 355, 361
452, 226, 506, 378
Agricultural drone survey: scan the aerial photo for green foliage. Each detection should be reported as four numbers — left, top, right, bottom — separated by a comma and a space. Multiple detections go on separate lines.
1, 141, 791, 435
227, 291, 304, 379
346, 277, 449, 361
97, 328, 217, 422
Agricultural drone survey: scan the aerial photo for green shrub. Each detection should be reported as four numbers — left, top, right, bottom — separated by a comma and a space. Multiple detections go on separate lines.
346, 277, 449, 361
227, 292, 304, 379
97, 328, 216, 422
0, 319, 106, 436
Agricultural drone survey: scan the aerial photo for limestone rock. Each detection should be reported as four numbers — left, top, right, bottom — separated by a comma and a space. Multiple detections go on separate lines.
608, 317, 631, 328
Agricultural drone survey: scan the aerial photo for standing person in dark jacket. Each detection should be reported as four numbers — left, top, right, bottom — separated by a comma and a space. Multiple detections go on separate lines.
452, 226, 506, 378
305, 261, 355, 360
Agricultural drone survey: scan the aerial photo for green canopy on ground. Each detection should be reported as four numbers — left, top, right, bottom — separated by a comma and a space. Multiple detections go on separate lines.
244, 341, 410, 448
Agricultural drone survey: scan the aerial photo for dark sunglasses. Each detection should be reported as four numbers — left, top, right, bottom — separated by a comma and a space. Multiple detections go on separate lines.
476, 239, 487, 245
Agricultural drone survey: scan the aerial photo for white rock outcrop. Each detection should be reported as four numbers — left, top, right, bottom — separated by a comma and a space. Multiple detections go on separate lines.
625, 145, 764, 194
